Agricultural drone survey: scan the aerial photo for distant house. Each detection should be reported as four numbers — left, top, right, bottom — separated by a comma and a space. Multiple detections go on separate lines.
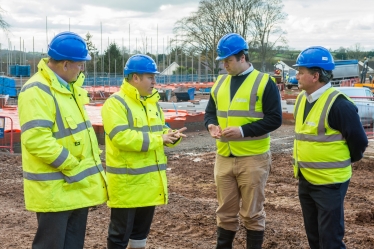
161, 62, 180, 75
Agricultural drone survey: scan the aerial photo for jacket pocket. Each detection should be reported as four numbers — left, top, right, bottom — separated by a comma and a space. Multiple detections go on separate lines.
62, 159, 91, 190
65, 115, 84, 157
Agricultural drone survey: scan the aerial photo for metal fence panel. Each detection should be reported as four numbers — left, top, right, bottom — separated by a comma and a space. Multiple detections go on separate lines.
84, 74, 216, 86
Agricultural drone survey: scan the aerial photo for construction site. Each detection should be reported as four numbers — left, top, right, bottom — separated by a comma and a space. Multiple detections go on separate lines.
0, 55, 373, 248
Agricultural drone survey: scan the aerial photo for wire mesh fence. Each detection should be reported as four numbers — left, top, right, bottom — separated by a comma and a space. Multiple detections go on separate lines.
83, 73, 216, 86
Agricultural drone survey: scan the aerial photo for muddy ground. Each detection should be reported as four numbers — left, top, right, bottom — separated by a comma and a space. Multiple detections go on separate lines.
1, 124, 374, 249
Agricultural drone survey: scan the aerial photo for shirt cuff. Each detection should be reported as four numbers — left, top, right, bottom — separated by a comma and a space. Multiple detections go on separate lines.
239, 126, 244, 137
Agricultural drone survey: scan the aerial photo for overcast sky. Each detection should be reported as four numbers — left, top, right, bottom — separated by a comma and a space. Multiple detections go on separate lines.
1, 0, 374, 55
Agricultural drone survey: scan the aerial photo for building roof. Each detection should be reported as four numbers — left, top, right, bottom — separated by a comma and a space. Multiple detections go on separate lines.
160, 62, 180, 75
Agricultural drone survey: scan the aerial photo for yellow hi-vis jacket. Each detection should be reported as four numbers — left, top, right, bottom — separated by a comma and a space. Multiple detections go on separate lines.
293, 88, 352, 185
18, 58, 108, 212
211, 70, 271, 157
101, 81, 180, 208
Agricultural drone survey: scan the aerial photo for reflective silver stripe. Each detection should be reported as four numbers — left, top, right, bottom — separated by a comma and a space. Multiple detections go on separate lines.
217, 110, 264, 118
106, 163, 167, 175
248, 72, 265, 119
21, 82, 64, 132
21, 120, 54, 133
53, 121, 92, 139
50, 148, 69, 168
212, 75, 228, 107
221, 110, 264, 118
111, 95, 134, 127
294, 94, 304, 120
150, 125, 163, 132
109, 124, 162, 140
141, 132, 150, 152
63, 165, 103, 183
214, 72, 265, 119
318, 90, 339, 135
298, 159, 351, 169
24, 82, 93, 139
109, 95, 163, 139
21, 82, 52, 95
109, 125, 130, 140
24, 171, 64, 181
217, 110, 228, 117
156, 103, 162, 117
23, 165, 103, 183
295, 133, 343, 142
219, 133, 269, 142
138, 126, 150, 132
295, 90, 343, 142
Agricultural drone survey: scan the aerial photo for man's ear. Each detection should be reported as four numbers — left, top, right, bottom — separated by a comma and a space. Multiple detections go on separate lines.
63, 61, 68, 71
313, 72, 320, 82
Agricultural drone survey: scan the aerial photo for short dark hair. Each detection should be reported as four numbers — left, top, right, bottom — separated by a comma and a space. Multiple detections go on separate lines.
126, 73, 143, 82
48, 58, 64, 64
306, 67, 333, 84
233, 50, 249, 62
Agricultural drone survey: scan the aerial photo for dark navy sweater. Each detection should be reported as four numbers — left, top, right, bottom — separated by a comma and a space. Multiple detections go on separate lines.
204, 72, 283, 138
304, 95, 368, 162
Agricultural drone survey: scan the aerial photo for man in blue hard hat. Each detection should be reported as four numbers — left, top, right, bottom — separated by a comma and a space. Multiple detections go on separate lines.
204, 33, 282, 248
101, 54, 187, 249
292, 46, 368, 249
18, 31, 108, 249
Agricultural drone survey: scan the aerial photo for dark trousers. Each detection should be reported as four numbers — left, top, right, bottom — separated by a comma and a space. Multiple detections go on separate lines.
298, 173, 349, 249
32, 207, 89, 249
107, 206, 155, 249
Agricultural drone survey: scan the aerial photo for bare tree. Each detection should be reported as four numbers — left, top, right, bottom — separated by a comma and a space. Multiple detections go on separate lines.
0, 7, 9, 33
84, 32, 99, 73
249, 0, 287, 72
173, 0, 261, 74
346, 43, 365, 60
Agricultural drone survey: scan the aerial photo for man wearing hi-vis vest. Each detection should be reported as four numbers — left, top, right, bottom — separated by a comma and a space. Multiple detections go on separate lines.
101, 54, 187, 249
204, 33, 282, 249
18, 32, 108, 249
292, 46, 368, 249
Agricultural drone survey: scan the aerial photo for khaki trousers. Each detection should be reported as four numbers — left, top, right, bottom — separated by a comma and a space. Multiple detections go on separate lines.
214, 151, 271, 231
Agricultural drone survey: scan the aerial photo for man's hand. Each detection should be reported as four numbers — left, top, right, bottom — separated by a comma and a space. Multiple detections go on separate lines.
222, 126, 242, 139
208, 124, 222, 139
163, 127, 187, 144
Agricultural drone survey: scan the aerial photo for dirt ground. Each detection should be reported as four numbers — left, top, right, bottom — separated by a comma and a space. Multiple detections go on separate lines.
1, 124, 374, 248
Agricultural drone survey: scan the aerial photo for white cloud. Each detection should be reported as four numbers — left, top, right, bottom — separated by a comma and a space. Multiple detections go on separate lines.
1, 0, 374, 55
282, 0, 374, 51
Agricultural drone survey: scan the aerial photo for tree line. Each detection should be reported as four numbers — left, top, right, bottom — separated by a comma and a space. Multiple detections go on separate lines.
1, 1, 373, 76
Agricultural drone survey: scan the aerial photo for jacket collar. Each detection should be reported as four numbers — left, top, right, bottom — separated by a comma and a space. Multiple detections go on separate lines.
120, 80, 160, 103
38, 58, 85, 93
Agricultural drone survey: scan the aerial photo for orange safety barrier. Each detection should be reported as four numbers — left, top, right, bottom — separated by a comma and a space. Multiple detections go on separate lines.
0, 116, 16, 153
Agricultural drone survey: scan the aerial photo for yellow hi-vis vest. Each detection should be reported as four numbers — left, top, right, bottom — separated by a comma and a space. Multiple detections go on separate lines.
211, 69, 270, 157
102, 81, 180, 208
18, 58, 108, 212
293, 88, 352, 185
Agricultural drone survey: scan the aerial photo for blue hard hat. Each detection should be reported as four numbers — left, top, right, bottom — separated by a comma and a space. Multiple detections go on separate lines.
124, 54, 159, 76
293, 46, 335, 70
216, 33, 248, 60
48, 31, 91, 61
